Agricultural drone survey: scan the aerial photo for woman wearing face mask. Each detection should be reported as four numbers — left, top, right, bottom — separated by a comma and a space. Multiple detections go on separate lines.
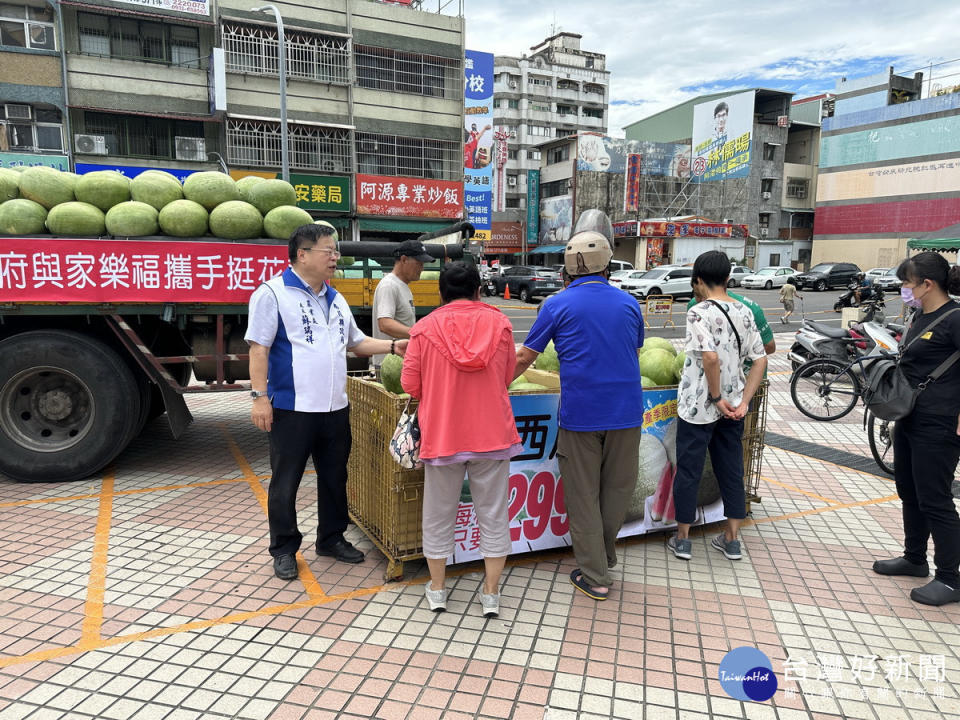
872, 252, 960, 606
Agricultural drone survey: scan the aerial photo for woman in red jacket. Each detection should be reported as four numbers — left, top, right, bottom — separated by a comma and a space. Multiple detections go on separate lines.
401, 262, 521, 617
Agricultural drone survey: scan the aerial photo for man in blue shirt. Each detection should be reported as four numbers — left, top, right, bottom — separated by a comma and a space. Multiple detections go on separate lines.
514, 230, 645, 601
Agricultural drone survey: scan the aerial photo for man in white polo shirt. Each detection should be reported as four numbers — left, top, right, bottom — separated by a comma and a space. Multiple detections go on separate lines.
245, 224, 407, 580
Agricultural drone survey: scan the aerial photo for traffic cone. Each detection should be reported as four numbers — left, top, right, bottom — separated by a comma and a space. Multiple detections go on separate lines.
503, 284, 510, 300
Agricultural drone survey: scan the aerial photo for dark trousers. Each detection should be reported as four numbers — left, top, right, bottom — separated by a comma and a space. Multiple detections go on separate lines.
267, 406, 352, 557
673, 417, 746, 526
893, 411, 960, 586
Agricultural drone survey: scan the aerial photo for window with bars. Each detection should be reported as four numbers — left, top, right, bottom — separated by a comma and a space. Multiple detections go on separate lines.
83, 111, 203, 158
0, 3, 55, 50
226, 119, 352, 172
77, 12, 201, 67
222, 22, 349, 84
355, 131, 459, 181
354, 45, 460, 99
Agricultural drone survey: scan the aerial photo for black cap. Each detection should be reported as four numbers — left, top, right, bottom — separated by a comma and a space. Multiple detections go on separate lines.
395, 240, 434, 263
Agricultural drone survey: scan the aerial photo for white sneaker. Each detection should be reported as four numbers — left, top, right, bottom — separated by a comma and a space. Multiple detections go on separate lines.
424, 584, 447, 612
479, 592, 500, 618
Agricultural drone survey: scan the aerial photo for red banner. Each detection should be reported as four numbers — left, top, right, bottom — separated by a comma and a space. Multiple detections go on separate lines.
639, 221, 749, 238
0, 238, 288, 303
356, 174, 463, 218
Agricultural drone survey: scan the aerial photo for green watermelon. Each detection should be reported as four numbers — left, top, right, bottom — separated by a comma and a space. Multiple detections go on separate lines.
46, 202, 106, 236
208, 201, 262, 240
314, 219, 339, 242
18, 166, 74, 209
236, 175, 266, 202
0, 198, 47, 234
74, 170, 130, 212
158, 199, 208, 237
0, 168, 19, 203
105, 201, 159, 237
248, 179, 298, 215
130, 172, 183, 211
182, 171, 239, 211
263, 206, 313, 240
380, 354, 404, 395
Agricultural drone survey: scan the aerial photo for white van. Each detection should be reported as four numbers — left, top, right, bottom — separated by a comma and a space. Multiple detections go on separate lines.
609, 259, 634, 273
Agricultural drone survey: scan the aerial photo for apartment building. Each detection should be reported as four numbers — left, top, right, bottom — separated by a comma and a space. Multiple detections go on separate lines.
0, 0, 465, 240
490, 31, 609, 251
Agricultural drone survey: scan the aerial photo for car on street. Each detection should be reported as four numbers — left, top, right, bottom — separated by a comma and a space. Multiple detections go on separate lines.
874, 266, 903, 290
609, 259, 634, 273
740, 266, 796, 289
792, 262, 862, 291
865, 267, 889, 281
620, 266, 693, 300
727, 265, 752, 287
496, 266, 563, 302
609, 269, 634, 287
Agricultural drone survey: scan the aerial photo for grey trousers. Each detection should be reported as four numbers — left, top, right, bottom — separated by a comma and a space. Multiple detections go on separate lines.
558, 426, 642, 587
422, 459, 512, 560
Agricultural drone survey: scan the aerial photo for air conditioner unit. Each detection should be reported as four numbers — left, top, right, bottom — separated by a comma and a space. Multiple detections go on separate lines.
795, 190, 806, 199
762, 191, 771, 200
507, 176, 517, 187
74, 134, 107, 155
320, 158, 346, 173
4, 104, 31, 120
509, 80, 518, 89
175, 136, 206, 162
760, 227, 769, 237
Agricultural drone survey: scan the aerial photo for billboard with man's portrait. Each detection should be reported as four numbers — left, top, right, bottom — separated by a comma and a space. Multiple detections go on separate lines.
691, 90, 754, 182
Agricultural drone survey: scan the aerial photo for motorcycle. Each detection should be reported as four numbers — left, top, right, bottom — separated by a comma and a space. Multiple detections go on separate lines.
834, 285, 884, 314
481, 271, 498, 297
788, 311, 901, 370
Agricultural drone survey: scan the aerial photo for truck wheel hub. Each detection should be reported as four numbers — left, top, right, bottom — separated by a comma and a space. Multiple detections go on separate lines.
38, 389, 73, 421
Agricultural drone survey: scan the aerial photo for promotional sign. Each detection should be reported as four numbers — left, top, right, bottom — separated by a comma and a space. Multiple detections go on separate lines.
539, 195, 573, 245
815, 159, 960, 203
113, 0, 210, 16
464, 50, 494, 235
355, 174, 462, 218
624, 153, 642, 212
77, 162, 197, 182
692, 90, 754, 182
576, 135, 690, 178
526, 169, 540, 246
0, 239, 286, 303
450, 389, 726, 564
486, 222, 523, 252
1, 153, 69, 171
640, 221, 749, 238
229, 170, 350, 212
613, 220, 639, 238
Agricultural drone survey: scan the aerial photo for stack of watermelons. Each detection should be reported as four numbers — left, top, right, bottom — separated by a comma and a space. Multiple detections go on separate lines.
0, 166, 333, 241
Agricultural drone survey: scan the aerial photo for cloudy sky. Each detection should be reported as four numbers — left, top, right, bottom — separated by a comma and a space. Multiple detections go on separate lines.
463, 0, 960, 135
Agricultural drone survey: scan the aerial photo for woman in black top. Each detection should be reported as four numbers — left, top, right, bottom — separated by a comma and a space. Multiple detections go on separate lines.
873, 252, 960, 606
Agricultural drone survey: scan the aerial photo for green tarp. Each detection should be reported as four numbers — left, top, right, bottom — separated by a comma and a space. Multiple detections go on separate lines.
907, 223, 960, 252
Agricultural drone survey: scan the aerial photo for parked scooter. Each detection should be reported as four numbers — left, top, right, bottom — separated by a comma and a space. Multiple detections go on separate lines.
788, 314, 902, 370
834, 284, 883, 313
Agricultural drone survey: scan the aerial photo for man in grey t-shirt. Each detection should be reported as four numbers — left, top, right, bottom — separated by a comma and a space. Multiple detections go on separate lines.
372, 239, 433, 366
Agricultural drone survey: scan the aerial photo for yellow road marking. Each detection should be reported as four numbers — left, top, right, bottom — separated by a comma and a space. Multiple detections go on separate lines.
220, 424, 326, 600
0, 484, 903, 669
80, 471, 115, 645
759, 475, 840, 505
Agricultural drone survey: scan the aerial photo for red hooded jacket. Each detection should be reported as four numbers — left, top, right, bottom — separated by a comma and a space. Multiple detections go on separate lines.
401, 299, 520, 459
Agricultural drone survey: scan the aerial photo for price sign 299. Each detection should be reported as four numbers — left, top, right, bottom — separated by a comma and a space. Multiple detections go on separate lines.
508, 471, 569, 542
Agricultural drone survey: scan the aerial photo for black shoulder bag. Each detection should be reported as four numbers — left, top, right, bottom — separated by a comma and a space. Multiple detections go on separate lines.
863, 307, 960, 421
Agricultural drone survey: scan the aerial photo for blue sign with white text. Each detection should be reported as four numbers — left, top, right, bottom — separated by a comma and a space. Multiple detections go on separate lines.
464, 49, 494, 233
74, 163, 198, 182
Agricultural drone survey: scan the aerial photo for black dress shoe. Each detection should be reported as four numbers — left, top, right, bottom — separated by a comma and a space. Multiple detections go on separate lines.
911, 579, 960, 606
873, 557, 930, 577
316, 539, 364, 564
273, 554, 298, 580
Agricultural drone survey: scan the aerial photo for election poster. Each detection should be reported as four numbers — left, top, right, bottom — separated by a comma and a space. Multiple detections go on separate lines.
691, 90, 754, 182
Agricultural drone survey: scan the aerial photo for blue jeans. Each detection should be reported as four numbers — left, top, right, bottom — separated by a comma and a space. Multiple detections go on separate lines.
673, 417, 746, 525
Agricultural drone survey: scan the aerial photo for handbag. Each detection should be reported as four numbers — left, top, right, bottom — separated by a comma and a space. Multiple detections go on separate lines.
863, 308, 960, 421
389, 399, 422, 470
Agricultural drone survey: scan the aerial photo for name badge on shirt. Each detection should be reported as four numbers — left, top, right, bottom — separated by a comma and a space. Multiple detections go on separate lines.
921, 331, 933, 340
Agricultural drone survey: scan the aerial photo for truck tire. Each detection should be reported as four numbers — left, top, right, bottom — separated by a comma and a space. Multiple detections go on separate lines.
0, 331, 140, 483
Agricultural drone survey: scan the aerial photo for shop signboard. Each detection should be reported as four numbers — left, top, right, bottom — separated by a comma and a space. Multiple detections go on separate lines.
78, 162, 197, 182
576, 135, 690, 177
464, 49, 494, 239
639, 221, 749, 238
526, 169, 540, 246
355, 174, 462, 218
113, 0, 210, 16
1, 152, 69, 171
229, 170, 350, 212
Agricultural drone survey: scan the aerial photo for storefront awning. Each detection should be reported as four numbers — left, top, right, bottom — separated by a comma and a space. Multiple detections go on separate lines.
529, 244, 566, 254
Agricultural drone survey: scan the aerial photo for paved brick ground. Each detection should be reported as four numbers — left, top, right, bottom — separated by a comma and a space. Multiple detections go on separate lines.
2, 329, 960, 720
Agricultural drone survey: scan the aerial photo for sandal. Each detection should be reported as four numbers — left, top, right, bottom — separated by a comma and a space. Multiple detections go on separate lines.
569, 569, 608, 601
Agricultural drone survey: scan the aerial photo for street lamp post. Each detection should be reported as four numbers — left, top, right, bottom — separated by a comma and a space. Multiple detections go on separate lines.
252, 4, 289, 182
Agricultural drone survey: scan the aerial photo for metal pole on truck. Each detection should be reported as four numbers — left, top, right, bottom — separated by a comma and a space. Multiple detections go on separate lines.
253, 5, 290, 182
